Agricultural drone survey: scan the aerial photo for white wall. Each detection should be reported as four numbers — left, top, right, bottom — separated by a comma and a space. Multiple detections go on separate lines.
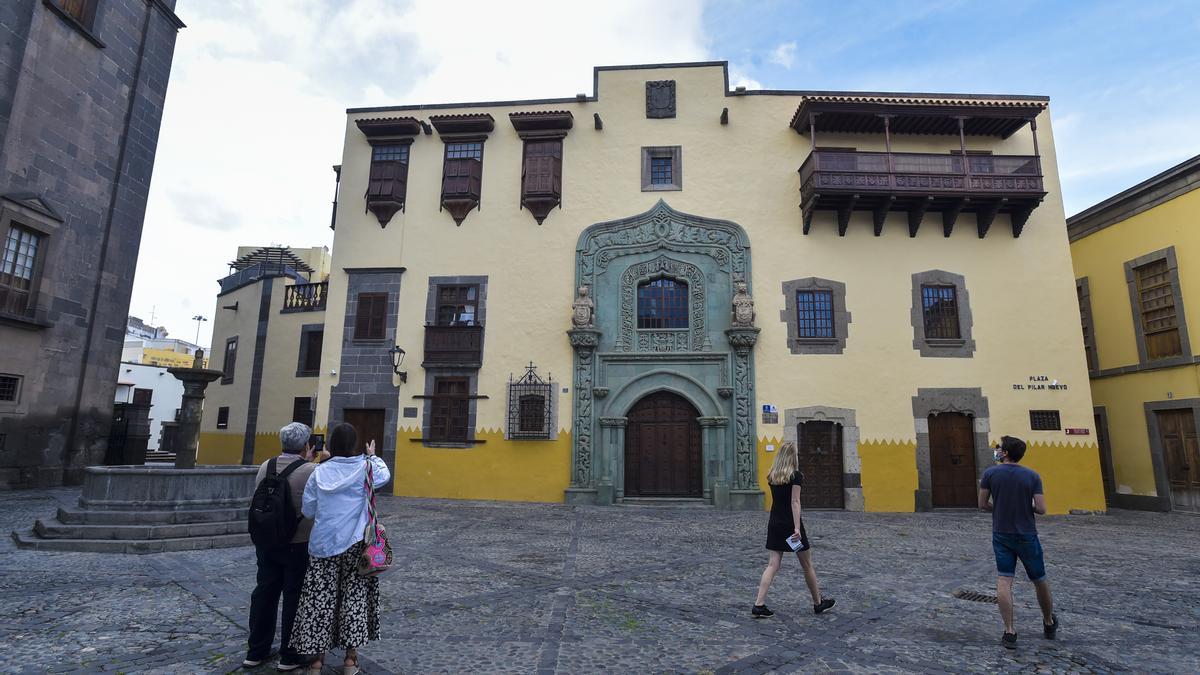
114, 362, 185, 450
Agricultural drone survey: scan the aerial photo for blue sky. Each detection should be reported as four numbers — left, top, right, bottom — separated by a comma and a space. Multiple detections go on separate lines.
704, 0, 1200, 213
134, 0, 1200, 347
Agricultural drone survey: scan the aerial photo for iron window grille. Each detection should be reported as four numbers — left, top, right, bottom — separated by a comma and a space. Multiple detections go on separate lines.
921, 285, 961, 339
796, 289, 835, 338
1029, 410, 1061, 431
508, 363, 553, 440
637, 277, 688, 329
0, 374, 19, 402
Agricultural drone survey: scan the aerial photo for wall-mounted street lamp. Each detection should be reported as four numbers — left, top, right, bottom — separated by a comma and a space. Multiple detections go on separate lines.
388, 345, 407, 384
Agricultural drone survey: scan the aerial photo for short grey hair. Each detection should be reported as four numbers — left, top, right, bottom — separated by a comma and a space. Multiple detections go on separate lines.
279, 422, 312, 452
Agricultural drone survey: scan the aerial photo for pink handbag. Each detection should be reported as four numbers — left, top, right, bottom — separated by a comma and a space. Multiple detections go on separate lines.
356, 460, 393, 577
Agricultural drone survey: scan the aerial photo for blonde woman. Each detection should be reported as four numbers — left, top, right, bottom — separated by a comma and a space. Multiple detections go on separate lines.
752, 441, 835, 618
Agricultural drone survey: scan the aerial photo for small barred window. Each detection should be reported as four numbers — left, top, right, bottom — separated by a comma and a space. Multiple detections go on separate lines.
1029, 410, 1061, 431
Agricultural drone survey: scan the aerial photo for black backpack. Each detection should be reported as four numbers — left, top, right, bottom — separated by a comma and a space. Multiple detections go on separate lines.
248, 457, 306, 548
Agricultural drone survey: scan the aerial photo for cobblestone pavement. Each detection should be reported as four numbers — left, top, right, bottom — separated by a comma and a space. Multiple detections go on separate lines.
2, 488, 1198, 674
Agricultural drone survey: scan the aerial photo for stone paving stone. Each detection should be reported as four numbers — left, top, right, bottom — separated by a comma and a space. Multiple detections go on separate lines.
1, 488, 1198, 673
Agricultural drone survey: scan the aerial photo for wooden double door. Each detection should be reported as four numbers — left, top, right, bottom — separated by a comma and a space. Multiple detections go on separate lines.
624, 392, 702, 497
797, 421, 844, 509
929, 413, 978, 508
1156, 409, 1200, 513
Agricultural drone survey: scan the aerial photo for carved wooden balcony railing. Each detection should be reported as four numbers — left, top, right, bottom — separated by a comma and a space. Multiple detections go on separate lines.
282, 281, 328, 313
423, 324, 484, 367
799, 150, 1045, 238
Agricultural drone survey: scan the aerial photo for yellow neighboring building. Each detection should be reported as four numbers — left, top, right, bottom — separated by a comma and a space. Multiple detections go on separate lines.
197, 246, 332, 465
291, 61, 1100, 513
1068, 154, 1200, 513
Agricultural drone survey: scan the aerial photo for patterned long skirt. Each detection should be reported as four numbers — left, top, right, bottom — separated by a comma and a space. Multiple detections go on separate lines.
289, 541, 380, 653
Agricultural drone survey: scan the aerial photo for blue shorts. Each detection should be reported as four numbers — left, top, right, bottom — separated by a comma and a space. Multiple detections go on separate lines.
992, 532, 1046, 582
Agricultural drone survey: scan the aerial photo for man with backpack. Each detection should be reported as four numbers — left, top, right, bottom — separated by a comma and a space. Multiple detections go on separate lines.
244, 422, 320, 671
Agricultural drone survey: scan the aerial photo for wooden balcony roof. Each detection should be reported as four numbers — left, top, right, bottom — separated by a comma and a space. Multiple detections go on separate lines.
791, 95, 1046, 138
508, 110, 573, 134
430, 113, 495, 135
355, 116, 422, 138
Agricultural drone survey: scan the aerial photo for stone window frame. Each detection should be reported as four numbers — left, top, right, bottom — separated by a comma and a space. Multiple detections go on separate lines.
419, 275, 489, 448
295, 324, 324, 377
503, 378, 560, 441
1077, 277, 1100, 375
1124, 246, 1192, 368
0, 373, 22, 407
911, 270, 975, 358
0, 199, 60, 328
782, 406, 863, 511
911, 387, 990, 512
780, 278, 851, 355
641, 146, 682, 192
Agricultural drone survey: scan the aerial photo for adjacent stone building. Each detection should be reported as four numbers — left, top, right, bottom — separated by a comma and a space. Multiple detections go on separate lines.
0, 0, 183, 488
1068, 154, 1200, 513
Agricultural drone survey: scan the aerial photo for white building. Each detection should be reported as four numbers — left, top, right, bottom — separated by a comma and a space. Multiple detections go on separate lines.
113, 363, 184, 451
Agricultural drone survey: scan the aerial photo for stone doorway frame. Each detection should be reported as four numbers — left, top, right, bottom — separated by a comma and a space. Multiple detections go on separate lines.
783, 406, 862, 511
912, 388, 990, 512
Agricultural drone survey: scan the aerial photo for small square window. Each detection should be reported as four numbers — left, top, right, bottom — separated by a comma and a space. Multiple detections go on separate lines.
641, 146, 682, 191
1029, 410, 1061, 431
0, 374, 20, 402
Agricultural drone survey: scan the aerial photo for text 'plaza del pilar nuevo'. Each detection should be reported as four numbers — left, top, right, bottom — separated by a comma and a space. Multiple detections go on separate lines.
193, 61, 1122, 516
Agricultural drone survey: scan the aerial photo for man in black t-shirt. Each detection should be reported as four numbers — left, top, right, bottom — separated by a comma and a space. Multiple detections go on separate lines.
978, 435, 1058, 649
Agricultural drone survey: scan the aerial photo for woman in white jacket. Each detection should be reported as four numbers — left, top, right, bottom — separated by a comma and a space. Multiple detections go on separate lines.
290, 422, 390, 674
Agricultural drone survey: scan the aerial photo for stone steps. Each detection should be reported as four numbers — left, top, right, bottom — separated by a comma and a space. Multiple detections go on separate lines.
619, 497, 714, 508
11, 529, 251, 554
56, 505, 247, 525
34, 517, 246, 541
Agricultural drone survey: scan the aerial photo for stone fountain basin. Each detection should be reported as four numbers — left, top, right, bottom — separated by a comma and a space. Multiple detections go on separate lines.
78, 464, 259, 511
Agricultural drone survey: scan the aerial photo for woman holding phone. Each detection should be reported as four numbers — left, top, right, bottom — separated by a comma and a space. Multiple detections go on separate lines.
751, 440, 834, 618
290, 423, 390, 674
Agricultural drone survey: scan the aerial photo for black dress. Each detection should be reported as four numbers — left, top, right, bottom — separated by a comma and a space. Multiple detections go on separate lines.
765, 471, 810, 552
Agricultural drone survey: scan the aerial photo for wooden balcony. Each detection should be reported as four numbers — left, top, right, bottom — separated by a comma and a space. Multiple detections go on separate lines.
441, 158, 483, 225
282, 281, 327, 313
799, 150, 1045, 238
520, 154, 562, 224
423, 324, 484, 368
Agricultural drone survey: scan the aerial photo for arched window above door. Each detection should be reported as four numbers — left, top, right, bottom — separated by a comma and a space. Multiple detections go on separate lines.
637, 277, 688, 329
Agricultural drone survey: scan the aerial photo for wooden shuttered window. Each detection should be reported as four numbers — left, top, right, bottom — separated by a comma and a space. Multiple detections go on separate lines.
354, 293, 388, 341
430, 377, 470, 442
521, 140, 562, 197
298, 328, 323, 375
1077, 282, 1098, 371
0, 224, 42, 318
442, 142, 484, 199
1135, 260, 1183, 360
292, 396, 314, 427
366, 144, 410, 204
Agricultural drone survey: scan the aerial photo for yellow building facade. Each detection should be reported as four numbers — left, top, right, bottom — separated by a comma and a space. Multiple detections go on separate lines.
198, 246, 332, 465
297, 62, 1101, 513
1068, 154, 1200, 513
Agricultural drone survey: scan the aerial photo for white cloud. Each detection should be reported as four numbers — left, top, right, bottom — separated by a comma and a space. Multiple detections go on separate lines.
768, 41, 797, 69
133, 0, 708, 348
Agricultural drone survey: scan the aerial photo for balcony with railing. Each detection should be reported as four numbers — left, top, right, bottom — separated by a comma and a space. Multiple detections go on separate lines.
423, 324, 484, 368
282, 281, 328, 313
791, 95, 1049, 238
440, 157, 483, 225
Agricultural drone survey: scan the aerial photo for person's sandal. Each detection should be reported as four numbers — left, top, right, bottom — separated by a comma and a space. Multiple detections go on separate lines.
306, 659, 322, 674
343, 653, 360, 675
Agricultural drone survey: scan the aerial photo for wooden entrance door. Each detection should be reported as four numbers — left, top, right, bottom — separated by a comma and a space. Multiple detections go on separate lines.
928, 413, 977, 508
1156, 409, 1200, 513
797, 421, 844, 509
343, 408, 386, 455
624, 392, 702, 497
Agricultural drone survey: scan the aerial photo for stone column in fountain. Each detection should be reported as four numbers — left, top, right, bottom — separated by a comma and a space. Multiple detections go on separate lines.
168, 349, 225, 469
